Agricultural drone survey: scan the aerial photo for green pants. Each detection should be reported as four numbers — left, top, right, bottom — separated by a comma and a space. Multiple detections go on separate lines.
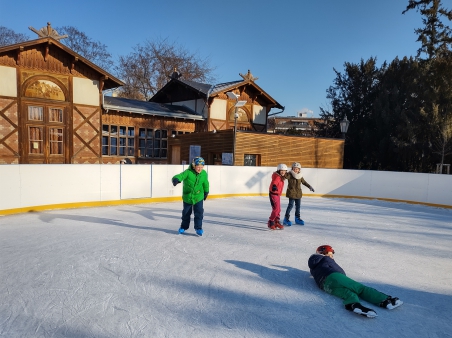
323, 272, 388, 306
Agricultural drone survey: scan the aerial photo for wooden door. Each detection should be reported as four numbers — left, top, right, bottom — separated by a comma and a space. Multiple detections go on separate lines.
25, 104, 67, 164
171, 145, 180, 164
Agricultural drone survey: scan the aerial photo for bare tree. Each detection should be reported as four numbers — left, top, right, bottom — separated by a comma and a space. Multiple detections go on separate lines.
116, 38, 215, 100
0, 26, 29, 46
56, 26, 114, 71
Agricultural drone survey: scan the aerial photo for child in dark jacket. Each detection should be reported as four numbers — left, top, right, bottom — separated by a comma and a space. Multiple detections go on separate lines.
172, 156, 209, 236
268, 164, 287, 230
283, 162, 314, 226
308, 245, 403, 318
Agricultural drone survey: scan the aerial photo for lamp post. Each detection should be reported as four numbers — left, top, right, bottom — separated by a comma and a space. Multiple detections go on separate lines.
339, 116, 350, 139
226, 92, 246, 165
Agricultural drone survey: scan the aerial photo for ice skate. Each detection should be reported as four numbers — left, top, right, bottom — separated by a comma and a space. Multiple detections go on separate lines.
178, 228, 185, 234
379, 296, 403, 310
275, 218, 284, 230
274, 221, 284, 230
295, 217, 305, 225
283, 218, 292, 226
345, 303, 377, 318
195, 229, 204, 236
268, 220, 276, 230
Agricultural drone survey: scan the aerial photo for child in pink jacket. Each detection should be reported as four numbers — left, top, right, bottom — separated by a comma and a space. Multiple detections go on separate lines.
268, 164, 288, 230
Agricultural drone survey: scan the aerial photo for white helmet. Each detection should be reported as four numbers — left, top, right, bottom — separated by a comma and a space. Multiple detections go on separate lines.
277, 163, 288, 171
292, 162, 301, 170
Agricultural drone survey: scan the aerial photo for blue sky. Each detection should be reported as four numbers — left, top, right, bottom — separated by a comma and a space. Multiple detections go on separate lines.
0, 0, 426, 117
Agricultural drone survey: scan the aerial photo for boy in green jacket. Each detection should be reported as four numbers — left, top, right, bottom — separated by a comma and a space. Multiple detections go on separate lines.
172, 156, 210, 236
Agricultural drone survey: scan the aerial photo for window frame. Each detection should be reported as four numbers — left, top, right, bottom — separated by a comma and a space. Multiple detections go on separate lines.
138, 128, 168, 159
102, 124, 135, 157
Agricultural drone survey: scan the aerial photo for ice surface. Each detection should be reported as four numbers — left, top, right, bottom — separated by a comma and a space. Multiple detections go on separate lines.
1, 197, 451, 337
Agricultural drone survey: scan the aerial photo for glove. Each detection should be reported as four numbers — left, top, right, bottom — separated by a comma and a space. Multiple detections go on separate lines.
272, 184, 277, 192
204, 192, 209, 201
172, 178, 180, 186
310, 187, 315, 192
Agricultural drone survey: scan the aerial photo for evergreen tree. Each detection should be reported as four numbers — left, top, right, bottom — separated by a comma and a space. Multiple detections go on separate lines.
403, 0, 452, 59
320, 58, 383, 169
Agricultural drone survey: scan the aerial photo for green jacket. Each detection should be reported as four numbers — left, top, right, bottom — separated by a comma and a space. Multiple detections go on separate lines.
173, 168, 209, 205
284, 171, 312, 199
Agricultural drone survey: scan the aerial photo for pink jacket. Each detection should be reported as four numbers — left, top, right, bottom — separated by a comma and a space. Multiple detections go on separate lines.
268, 172, 286, 195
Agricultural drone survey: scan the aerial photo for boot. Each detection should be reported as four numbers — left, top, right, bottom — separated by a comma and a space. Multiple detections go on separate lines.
268, 220, 276, 230
295, 217, 305, 225
274, 219, 284, 230
283, 218, 292, 226
345, 303, 377, 318
379, 296, 403, 310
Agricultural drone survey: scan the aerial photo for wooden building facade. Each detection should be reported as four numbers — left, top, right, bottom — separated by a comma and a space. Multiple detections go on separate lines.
0, 23, 124, 164
0, 23, 344, 167
0, 23, 204, 165
168, 129, 344, 168
101, 96, 204, 164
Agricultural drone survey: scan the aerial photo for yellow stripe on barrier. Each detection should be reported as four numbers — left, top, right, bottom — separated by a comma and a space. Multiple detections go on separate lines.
0, 194, 450, 216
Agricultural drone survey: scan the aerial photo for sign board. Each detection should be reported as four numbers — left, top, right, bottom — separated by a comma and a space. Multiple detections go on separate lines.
222, 153, 233, 165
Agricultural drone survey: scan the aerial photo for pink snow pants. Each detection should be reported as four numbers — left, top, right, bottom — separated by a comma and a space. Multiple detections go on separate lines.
269, 193, 281, 221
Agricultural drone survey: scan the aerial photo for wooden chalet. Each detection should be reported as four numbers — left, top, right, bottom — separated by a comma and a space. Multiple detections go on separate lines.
0, 23, 124, 164
151, 70, 344, 168
0, 23, 204, 165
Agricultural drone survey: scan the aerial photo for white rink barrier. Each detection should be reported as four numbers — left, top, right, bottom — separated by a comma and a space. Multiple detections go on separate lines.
0, 164, 451, 214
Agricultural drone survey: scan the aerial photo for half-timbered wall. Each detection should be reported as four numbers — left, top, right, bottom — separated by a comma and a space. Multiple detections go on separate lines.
252, 104, 266, 125
208, 91, 268, 132
0, 65, 19, 164
210, 99, 226, 120
72, 105, 101, 163
0, 41, 120, 164
0, 97, 19, 164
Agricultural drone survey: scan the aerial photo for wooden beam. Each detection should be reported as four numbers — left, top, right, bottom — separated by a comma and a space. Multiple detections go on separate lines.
99, 76, 108, 92
44, 42, 50, 61
16, 46, 23, 65
71, 56, 78, 73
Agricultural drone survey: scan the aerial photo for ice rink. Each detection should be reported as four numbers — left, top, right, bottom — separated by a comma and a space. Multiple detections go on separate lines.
1, 196, 451, 338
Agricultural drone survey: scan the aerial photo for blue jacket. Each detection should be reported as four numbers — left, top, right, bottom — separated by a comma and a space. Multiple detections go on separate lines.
308, 254, 346, 289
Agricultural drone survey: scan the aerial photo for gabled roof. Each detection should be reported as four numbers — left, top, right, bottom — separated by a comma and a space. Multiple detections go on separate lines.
0, 37, 124, 90
150, 74, 283, 110
103, 96, 204, 120
177, 78, 212, 95
209, 81, 243, 96
150, 78, 212, 103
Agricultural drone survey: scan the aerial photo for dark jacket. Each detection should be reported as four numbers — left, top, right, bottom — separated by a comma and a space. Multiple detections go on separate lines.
308, 254, 346, 289
284, 171, 312, 199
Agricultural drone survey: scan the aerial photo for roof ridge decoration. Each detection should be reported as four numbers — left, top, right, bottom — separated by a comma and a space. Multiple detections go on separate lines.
28, 22, 68, 41
170, 67, 182, 79
239, 69, 258, 82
